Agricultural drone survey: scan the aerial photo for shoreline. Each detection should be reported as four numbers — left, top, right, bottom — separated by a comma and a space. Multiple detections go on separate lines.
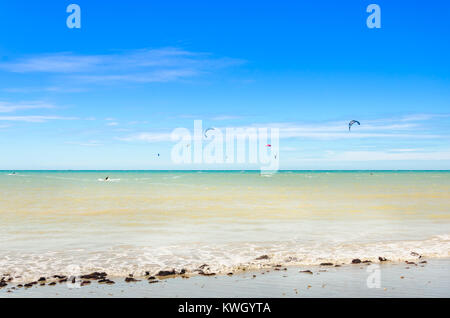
2, 258, 449, 298
0, 251, 440, 285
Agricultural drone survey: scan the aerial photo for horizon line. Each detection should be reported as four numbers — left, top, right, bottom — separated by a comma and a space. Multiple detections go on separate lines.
2, 169, 449, 172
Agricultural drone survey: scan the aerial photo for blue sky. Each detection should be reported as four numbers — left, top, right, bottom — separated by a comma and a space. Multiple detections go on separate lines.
0, 0, 449, 169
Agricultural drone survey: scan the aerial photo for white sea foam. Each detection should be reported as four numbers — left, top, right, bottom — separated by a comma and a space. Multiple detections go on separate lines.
97, 178, 121, 182
1, 235, 448, 282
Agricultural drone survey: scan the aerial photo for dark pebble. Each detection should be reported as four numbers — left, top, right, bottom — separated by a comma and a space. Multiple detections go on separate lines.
300, 270, 313, 274
49, 282, 56, 286
320, 263, 333, 266
125, 277, 139, 282
80, 272, 107, 280
378, 257, 387, 262
352, 259, 362, 264
38, 277, 46, 282
157, 270, 176, 277
98, 279, 115, 285
255, 255, 270, 260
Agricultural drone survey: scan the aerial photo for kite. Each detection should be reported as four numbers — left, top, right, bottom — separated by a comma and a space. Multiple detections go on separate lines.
349, 120, 360, 131
204, 128, 216, 138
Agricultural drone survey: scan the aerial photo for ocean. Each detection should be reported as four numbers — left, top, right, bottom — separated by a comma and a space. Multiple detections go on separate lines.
1, 171, 449, 281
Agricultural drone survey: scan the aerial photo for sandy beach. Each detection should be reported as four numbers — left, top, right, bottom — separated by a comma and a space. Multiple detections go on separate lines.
2, 258, 449, 298
0, 259, 450, 298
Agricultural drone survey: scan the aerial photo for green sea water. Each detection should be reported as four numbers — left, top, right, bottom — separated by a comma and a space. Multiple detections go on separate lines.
1, 171, 449, 281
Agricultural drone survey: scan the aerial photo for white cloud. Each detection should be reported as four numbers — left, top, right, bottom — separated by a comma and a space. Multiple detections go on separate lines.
331, 150, 450, 161
73, 69, 200, 83
0, 115, 78, 122
0, 53, 102, 73
118, 113, 449, 145
0, 101, 56, 113
117, 132, 173, 143
2, 87, 86, 93
210, 115, 242, 121
399, 114, 450, 122
389, 148, 423, 152
65, 140, 103, 147
250, 115, 447, 140
0, 48, 245, 84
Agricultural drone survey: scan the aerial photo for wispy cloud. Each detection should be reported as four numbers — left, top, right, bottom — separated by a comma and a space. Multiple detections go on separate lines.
329, 150, 450, 161
65, 140, 103, 147
389, 148, 424, 152
117, 132, 172, 143
0, 53, 102, 73
2, 87, 86, 93
257, 115, 449, 140
0, 48, 245, 84
0, 101, 56, 113
118, 113, 449, 144
210, 115, 242, 121
0, 115, 78, 122
73, 69, 200, 83
399, 113, 450, 122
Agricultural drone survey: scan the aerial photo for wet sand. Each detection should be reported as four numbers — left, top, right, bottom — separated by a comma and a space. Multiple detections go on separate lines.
2, 258, 449, 298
